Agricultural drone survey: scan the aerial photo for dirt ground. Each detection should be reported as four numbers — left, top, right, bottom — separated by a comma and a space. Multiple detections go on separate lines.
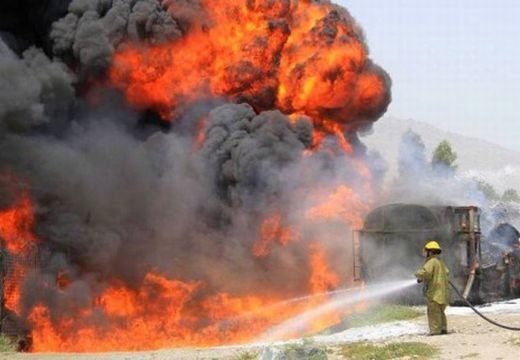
1, 313, 520, 359
394, 313, 520, 360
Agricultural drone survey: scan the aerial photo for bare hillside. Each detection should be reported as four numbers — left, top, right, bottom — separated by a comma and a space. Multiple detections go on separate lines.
362, 117, 520, 192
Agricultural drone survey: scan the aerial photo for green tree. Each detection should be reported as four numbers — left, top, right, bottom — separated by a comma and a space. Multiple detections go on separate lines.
432, 140, 458, 171
502, 189, 520, 203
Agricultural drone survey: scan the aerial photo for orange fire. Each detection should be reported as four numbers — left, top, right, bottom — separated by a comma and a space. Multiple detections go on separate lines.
28, 269, 343, 352
308, 243, 340, 294
308, 242, 342, 331
306, 185, 370, 230
0, 179, 371, 352
0, 189, 38, 314
0, 190, 37, 254
30, 274, 203, 352
110, 0, 389, 143
253, 213, 299, 257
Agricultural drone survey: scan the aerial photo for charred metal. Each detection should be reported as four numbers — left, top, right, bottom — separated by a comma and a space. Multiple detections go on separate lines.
357, 204, 520, 305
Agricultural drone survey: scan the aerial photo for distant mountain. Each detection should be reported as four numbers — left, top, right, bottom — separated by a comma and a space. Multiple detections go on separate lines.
361, 117, 520, 192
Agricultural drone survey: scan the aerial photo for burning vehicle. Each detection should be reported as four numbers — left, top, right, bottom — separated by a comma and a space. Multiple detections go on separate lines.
358, 203, 520, 305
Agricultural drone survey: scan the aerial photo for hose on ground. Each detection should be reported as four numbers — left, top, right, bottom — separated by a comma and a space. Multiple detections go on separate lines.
448, 280, 520, 331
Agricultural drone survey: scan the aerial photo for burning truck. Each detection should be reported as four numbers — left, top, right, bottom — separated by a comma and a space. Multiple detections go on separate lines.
357, 203, 520, 305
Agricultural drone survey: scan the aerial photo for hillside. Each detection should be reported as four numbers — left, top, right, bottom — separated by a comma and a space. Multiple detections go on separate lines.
361, 117, 520, 192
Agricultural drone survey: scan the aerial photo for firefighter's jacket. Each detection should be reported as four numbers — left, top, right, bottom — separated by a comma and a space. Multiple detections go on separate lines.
415, 255, 450, 305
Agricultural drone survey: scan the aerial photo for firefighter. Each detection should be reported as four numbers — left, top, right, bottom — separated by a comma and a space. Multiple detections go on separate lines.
415, 240, 450, 335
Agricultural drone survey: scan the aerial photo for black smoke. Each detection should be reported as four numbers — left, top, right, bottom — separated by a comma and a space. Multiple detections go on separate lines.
0, 0, 71, 55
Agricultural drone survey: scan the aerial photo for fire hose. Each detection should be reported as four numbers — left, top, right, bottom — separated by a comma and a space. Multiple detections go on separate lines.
448, 280, 520, 331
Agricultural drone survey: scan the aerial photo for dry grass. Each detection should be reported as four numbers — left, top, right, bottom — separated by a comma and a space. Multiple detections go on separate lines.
506, 336, 520, 347
337, 341, 438, 360
0, 335, 16, 353
320, 304, 422, 335
460, 353, 479, 359
230, 351, 258, 360
347, 304, 422, 327
281, 342, 327, 360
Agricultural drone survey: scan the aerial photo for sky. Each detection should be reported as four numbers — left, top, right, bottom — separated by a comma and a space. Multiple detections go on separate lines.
338, 1, 520, 151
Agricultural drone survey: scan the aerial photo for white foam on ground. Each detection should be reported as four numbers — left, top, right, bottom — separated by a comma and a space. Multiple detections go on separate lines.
214, 320, 426, 352
312, 321, 426, 344
446, 298, 520, 315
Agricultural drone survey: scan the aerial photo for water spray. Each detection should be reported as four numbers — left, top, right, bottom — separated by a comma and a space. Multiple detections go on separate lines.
230, 284, 400, 322
260, 279, 417, 342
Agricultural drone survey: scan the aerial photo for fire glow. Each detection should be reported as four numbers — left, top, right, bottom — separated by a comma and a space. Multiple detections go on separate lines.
0, 189, 38, 314
0, 0, 390, 353
1, 182, 369, 352
110, 0, 390, 145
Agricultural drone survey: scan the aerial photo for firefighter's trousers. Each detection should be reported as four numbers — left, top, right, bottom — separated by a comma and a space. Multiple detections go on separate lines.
427, 301, 447, 335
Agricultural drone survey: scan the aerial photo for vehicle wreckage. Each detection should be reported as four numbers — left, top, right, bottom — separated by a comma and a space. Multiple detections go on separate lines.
356, 203, 520, 304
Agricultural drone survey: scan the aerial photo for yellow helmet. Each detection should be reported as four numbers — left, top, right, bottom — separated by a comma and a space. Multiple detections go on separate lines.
424, 240, 441, 251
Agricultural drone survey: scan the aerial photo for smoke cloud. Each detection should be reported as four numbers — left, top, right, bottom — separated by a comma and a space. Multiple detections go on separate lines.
0, 39, 75, 133
51, 0, 186, 72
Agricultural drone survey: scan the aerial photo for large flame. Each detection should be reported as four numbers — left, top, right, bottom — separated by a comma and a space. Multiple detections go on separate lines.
28, 260, 344, 352
29, 254, 351, 352
0, 182, 370, 352
0, 189, 38, 315
110, 0, 390, 138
